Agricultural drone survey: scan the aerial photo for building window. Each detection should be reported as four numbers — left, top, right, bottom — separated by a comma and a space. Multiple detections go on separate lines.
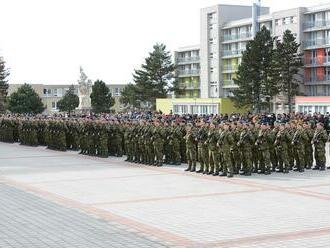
51, 102, 58, 110
284, 17, 291, 25
53, 89, 58, 97
57, 88, 63, 97
291, 16, 297, 24
43, 89, 51, 96
275, 19, 282, 26
113, 87, 121, 96
173, 105, 188, 115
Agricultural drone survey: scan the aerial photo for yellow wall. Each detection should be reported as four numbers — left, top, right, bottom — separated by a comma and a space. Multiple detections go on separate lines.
220, 98, 245, 113
156, 99, 173, 113
156, 98, 245, 114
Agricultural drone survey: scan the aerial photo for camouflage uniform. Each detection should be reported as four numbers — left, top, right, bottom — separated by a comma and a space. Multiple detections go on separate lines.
237, 126, 253, 175
312, 125, 328, 170
274, 126, 290, 173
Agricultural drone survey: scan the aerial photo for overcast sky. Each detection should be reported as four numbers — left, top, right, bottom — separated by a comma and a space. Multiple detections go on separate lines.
0, 0, 329, 84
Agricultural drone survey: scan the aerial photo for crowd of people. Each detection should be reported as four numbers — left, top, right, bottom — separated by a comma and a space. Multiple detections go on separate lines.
0, 111, 329, 178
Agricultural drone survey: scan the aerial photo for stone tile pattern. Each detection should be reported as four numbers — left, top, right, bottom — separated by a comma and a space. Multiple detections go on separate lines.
2, 143, 330, 248
0, 182, 170, 248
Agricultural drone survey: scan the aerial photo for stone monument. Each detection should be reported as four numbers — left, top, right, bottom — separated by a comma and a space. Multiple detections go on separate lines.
77, 67, 92, 112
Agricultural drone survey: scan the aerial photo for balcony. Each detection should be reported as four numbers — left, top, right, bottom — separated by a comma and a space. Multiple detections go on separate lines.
305, 57, 330, 66
179, 83, 200, 90
222, 80, 238, 88
304, 38, 330, 48
305, 76, 330, 84
177, 69, 200, 76
222, 64, 238, 72
176, 56, 200, 64
304, 20, 330, 30
222, 49, 244, 57
223, 32, 252, 42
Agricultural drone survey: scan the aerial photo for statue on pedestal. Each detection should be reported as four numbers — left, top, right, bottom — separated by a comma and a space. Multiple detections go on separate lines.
77, 67, 92, 112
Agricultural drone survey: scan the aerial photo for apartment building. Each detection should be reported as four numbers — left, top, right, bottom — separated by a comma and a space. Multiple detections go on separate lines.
304, 5, 330, 96
8, 83, 127, 114
174, 45, 200, 98
167, 2, 330, 115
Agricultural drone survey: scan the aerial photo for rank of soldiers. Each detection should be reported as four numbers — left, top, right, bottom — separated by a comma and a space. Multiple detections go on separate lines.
0, 116, 328, 178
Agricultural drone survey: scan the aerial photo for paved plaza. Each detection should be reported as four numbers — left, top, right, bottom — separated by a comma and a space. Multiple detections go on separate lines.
1, 143, 330, 247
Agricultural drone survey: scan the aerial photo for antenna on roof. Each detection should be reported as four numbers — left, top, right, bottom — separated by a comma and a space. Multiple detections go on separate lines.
252, 0, 260, 37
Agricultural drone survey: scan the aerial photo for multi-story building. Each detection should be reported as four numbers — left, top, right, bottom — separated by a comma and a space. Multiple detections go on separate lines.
303, 5, 330, 96
8, 83, 127, 114
174, 45, 200, 98
165, 2, 330, 115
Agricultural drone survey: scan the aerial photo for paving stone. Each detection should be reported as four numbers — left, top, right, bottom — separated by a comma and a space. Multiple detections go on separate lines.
1, 142, 330, 247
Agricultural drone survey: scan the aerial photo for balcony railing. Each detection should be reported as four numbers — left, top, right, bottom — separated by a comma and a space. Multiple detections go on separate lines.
223, 80, 237, 86
222, 49, 244, 57
223, 32, 252, 42
176, 56, 200, 63
304, 20, 330, 29
305, 57, 330, 65
222, 65, 238, 71
177, 69, 200, 76
304, 38, 330, 48
179, 83, 200, 89
305, 76, 330, 83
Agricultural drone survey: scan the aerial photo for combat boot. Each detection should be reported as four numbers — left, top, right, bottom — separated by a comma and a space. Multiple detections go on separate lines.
244, 171, 252, 176
213, 172, 219, 176
190, 162, 196, 172
185, 162, 192, 171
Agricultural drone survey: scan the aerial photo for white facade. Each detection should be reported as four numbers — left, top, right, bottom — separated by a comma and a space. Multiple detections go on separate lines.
174, 45, 200, 98
173, 3, 330, 114
295, 96, 330, 114
200, 4, 268, 99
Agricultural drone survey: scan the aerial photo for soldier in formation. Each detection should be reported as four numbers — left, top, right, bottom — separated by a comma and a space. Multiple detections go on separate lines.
0, 115, 329, 177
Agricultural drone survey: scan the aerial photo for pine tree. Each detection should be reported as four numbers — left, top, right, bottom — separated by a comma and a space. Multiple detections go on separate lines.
131, 43, 175, 109
90, 80, 115, 113
8, 84, 45, 114
271, 30, 303, 113
57, 85, 79, 116
120, 83, 140, 109
0, 57, 10, 113
231, 26, 277, 113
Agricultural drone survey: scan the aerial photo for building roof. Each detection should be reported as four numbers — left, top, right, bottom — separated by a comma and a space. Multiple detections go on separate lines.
222, 14, 273, 29
176, 45, 200, 52
305, 3, 330, 14
295, 96, 330, 103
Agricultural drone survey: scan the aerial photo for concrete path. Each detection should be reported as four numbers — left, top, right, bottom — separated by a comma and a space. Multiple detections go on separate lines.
1, 142, 330, 247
